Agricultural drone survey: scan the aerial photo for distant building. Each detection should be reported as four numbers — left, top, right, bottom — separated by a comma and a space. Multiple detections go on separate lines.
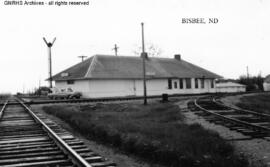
263, 74, 270, 91
216, 82, 246, 93
51, 54, 222, 98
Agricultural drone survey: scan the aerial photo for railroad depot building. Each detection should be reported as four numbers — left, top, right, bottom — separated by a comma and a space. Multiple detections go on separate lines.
216, 82, 246, 93
263, 74, 270, 91
51, 54, 222, 98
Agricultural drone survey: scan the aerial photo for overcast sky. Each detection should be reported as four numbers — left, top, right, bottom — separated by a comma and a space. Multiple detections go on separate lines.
0, 0, 269, 93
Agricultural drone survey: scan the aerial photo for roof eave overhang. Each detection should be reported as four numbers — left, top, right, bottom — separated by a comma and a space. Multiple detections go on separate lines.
53, 75, 222, 81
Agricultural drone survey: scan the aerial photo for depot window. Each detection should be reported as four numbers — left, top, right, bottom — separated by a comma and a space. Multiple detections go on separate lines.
174, 81, 178, 88
195, 78, 199, 89
201, 79, 205, 89
179, 79, 183, 89
168, 79, 172, 89
211, 79, 215, 88
186, 78, 191, 89
67, 80, 75, 85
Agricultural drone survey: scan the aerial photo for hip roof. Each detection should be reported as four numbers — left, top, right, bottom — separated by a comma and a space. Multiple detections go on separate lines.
52, 54, 222, 81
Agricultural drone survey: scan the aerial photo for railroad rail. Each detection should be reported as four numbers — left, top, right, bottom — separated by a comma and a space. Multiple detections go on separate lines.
0, 97, 116, 167
0, 92, 265, 106
4, 95, 186, 106
0, 101, 8, 119
213, 98, 270, 119
190, 96, 270, 139
4, 95, 162, 106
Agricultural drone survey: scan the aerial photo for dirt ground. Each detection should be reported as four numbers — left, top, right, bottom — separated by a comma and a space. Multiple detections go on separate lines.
174, 94, 270, 167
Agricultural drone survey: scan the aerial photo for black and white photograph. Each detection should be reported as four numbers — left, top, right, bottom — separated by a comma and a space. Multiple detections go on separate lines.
0, 0, 269, 166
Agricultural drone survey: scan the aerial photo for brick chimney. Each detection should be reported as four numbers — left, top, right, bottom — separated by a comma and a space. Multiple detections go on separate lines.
141, 52, 148, 59
174, 54, 181, 61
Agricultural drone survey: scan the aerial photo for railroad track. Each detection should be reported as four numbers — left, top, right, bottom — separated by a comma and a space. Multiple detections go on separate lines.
0, 92, 263, 106
188, 96, 270, 140
0, 97, 116, 167
5, 96, 161, 106
5, 94, 185, 106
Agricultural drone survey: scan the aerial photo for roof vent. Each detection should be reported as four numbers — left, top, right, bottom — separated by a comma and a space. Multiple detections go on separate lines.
174, 54, 181, 61
61, 72, 69, 77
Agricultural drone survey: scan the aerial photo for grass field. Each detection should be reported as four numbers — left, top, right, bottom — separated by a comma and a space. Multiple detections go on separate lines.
43, 102, 248, 167
236, 94, 270, 114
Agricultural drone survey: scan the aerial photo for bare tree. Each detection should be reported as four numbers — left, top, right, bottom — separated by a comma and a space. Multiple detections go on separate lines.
133, 43, 162, 57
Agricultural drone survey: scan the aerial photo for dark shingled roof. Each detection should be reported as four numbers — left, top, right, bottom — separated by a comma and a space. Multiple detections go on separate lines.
52, 54, 222, 81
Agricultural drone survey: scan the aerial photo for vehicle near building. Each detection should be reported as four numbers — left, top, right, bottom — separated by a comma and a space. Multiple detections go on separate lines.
48, 87, 82, 99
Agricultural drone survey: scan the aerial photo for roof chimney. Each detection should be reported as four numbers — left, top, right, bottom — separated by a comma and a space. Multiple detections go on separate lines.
174, 54, 181, 61
141, 52, 148, 59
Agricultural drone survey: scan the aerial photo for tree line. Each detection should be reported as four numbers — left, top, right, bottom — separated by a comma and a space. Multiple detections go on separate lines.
237, 75, 264, 91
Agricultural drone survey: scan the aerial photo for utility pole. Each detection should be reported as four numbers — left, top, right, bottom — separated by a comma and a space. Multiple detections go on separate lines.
141, 22, 147, 105
43, 37, 56, 88
246, 66, 249, 79
112, 44, 119, 56
78, 55, 87, 62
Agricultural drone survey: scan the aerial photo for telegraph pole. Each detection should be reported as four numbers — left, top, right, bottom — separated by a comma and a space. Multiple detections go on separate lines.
78, 55, 87, 62
112, 44, 119, 56
246, 66, 249, 79
141, 22, 147, 105
43, 37, 56, 88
